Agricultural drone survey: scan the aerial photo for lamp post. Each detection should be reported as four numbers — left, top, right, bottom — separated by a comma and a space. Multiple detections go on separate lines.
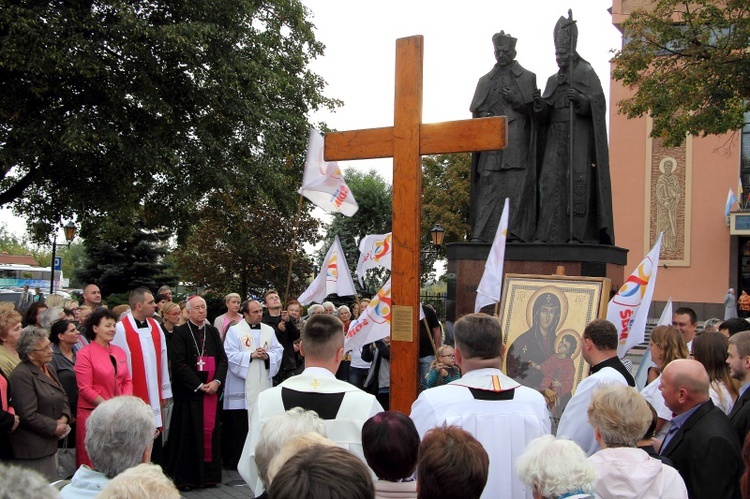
422, 224, 445, 255
49, 221, 78, 295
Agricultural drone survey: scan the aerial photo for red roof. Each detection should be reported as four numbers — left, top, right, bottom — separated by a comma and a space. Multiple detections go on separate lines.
0, 253, 40, 266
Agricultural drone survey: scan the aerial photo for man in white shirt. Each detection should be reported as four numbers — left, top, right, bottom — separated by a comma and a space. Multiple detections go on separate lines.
672, 307, 698, 352
410, 313, 550, 499
111, 287, 171, 464
222, 300, 283, 468
238, 314, 383, 497
557, 319, 636, 456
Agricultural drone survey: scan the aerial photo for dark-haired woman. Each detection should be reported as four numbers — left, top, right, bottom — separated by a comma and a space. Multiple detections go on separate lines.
50, 320, 80, 452
74, 308, 132, 467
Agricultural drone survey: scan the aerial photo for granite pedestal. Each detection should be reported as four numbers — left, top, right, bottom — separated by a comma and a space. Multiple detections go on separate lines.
446, 242, 628, 320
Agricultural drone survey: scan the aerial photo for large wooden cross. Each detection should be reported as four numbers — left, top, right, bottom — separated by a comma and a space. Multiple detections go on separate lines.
325, 35, 506, 413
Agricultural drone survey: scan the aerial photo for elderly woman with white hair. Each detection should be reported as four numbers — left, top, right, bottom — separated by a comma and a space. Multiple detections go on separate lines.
40, 306, 66, 331
9, 326, 71, 481
517, 435, 596, 499
59, 395, 155, 497
587, 385, 687, 498
241, 407, 326, 496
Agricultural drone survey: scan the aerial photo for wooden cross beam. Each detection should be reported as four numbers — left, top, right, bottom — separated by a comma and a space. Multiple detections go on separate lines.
324, 35, 507, 414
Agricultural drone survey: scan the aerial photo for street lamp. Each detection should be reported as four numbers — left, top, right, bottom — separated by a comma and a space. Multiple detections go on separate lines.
49, 221, 78, 295
430, 224, 445, 248
422, 224, 446, 255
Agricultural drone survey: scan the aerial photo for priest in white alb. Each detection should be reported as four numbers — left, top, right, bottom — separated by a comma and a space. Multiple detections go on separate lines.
410, 314, 550, 499
237, 314, 383, 497
222, 299, 282, 468
111, 287, 172, 464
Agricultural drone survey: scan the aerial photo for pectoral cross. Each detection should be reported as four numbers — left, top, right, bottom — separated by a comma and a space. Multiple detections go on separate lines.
197, 356, 206, 371
324, 35, 506, 413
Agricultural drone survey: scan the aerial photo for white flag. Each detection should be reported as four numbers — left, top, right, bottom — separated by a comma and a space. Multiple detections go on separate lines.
634, 297, 671, 390
298, 130, 359, 216
297, 236, 357, 305
344, 279, 391, 352
356, 233, 392, 286
610, 233, 663, 358
474, 198, 510, 313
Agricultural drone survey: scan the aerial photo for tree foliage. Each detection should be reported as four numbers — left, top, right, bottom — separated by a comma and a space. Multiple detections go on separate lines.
318, 169, 392, 296
0, 0, 339, 241
173, 187, 319, 300
421, 153, 471, 281
612, 0, 750, 146
0, 223, 85, 285
76, 225, 177, 296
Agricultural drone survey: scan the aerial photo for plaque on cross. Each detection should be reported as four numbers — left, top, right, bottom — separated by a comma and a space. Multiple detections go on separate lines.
324, 35, 507, 413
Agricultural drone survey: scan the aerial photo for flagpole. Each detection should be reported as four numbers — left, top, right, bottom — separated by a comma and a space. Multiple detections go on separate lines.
283, 193, 305, 304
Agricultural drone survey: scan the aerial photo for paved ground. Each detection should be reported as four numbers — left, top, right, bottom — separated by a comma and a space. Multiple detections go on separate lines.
180, 469, 251, 499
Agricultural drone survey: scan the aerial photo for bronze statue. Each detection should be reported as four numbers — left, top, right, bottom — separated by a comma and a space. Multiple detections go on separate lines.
469, 31, 539, 243
534, 11, 615, 244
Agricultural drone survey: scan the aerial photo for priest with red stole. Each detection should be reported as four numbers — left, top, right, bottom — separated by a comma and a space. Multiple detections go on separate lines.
111, 287, 172, 464
166, 295, 228, 491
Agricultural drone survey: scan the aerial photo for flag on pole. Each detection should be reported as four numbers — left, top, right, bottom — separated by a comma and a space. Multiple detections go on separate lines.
609, 233, 663, 358
474, 198, 510, 313
298, 130, 359, 216
356, 233, 392, 286
726, 188, 738, 217
297, 236, 357, 305
344, 279, 391, 352
633, 297, 672, 389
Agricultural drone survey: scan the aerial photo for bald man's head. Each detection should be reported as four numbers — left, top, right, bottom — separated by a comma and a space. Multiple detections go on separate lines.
660, 359, 710, 414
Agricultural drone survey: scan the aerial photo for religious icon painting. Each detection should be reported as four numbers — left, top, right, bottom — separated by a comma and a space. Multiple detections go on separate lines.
499, 274, 610, 423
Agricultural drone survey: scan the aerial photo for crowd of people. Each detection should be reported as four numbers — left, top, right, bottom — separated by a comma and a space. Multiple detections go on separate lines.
4, 283, 750, 498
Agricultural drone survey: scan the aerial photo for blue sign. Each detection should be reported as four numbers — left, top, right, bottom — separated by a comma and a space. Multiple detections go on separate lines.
54, 257, 62, 271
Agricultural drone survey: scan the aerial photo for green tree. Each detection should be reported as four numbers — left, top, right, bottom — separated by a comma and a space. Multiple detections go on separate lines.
612, 0, 750, 146
318, 169, 392, 296
173, 188, 319, 300
76, 225, 177, 297
421, 153, 472, 280
0, 0, 339, 242
0, 223, 84, 285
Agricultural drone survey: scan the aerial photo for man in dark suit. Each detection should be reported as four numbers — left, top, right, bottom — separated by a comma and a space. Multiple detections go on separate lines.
659, 359, 742, 498
728, 331, 750, 446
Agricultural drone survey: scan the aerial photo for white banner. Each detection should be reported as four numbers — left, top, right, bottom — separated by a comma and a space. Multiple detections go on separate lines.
297, 235, 357, 305
474, 198, 509, 313
298, 130, 358, 216
356, 233, 392, 286
610, 233, 663, 358
344, 279, 392, 352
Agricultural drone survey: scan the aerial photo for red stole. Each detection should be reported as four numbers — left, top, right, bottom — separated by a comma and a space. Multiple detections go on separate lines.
122, 317, 163, 418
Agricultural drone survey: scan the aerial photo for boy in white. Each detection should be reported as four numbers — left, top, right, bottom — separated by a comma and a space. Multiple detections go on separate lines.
410, 314, 550, 499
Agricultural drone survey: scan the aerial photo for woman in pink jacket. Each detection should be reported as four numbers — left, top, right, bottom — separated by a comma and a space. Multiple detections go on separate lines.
74, 308, 132, 467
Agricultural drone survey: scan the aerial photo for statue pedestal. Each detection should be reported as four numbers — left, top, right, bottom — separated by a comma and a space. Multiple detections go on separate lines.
446, 243, 629, 320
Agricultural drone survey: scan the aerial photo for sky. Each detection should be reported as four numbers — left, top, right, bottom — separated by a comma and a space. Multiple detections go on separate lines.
302, 0, 623, 182
1, 1, 623, 239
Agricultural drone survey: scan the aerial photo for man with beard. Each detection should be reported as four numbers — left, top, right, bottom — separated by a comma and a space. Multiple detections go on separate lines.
166, 295, 228, 491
